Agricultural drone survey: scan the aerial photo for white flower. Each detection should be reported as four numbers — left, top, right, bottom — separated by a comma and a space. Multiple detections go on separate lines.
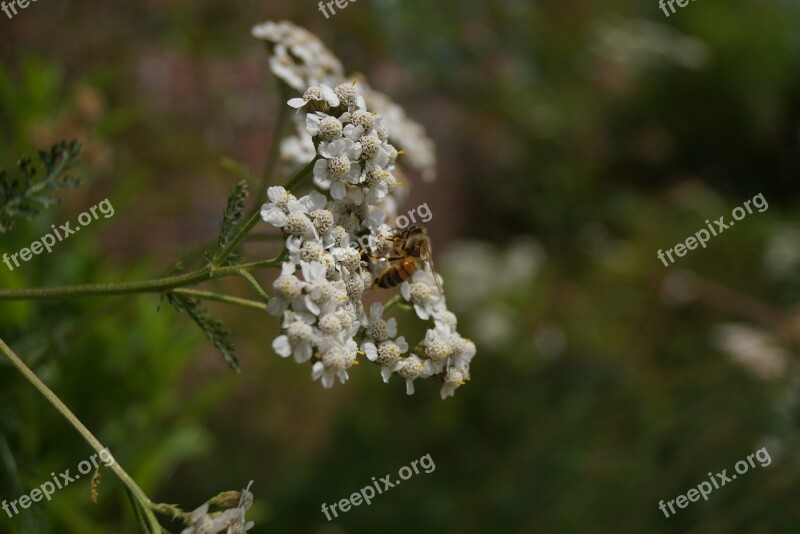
363, 302, 397, 342
448, 333, 476, 371
300, 261, 347, 315
423, 324, 454, 363
440, 368, 467, 400
432, 309, 458, 332
341, 122, 365, 143
267, 262, 306, 316
312, 336, 357, 388
392, 355, 430, 395
712, 323, 789, 381
306, 112, 343, 141
363, 336, 408, 383
400, 269, 445, 320
273, 312, 317, 363
261, 188, 317, 240
334, 82, 366, 111
313, 139, 363, 199
288, 84, 340, 110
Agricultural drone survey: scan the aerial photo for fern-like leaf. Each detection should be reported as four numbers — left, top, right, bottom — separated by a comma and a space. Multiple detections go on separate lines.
210, 179, 249, 266
0, 140, 82, 232
165, 292, 240, 371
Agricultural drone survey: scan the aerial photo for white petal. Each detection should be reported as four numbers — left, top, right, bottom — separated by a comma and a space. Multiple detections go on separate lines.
311, 361, 325, 380
295, 343, 313, 363
400, 282, 411, 301
267, 186, 287, 203
320, 84, 340, 107
325, 139, 347, 157
386, 317, 397, 338
347, 163, 362, 184
348, 143, 363, 160
405, 379, 415, 395
373, 148, 390, 168
272, 335, 292, 357
304, 296, 321, 316
261, 206, 287, 227
395, 336, 408, 353
331, 181, 347, 200
321, 372, 334, 389
313, 159, 329, 182
370, 302, 383, 321
363, 341, 378, 361
381, 366, 393, 383
306, 114, 322, 134
287, 97, 307, 108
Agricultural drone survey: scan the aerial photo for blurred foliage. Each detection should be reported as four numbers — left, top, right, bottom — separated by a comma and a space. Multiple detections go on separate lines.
2, 1, 800, 533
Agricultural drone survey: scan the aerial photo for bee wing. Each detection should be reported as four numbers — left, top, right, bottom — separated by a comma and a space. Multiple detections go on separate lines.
420, 242, 444, 297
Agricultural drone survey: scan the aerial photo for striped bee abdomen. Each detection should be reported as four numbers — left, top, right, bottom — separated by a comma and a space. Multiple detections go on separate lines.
376, 257, 419, 288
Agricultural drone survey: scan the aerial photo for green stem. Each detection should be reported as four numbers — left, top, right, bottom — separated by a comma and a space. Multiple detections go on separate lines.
0, 254, 285, 301
169, 289, 268, 311
0, 338, 162, 533
211, 159, 314, 267
284, 158, 317, 192
258, 83, 290, 197
236, 271, 270, 302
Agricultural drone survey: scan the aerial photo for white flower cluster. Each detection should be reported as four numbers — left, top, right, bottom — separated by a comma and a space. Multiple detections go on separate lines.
181, 481, 254, 534
261, 82, 474, 399
251, 20, 437, 182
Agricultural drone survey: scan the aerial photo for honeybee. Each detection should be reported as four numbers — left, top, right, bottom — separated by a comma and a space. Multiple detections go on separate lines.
373, 224, 443, 295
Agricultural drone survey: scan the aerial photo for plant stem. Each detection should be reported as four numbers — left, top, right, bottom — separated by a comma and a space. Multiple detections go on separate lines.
169, 289, 268, 311
236, 270, 270, 302
0, 254, 285, 301
258, 83, 290, 198
0, 337, 162, 533
284, 158, 317, 192
211, 159, 314, 267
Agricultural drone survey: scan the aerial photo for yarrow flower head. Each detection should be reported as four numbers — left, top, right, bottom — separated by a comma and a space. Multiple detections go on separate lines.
254, 22, 475, 398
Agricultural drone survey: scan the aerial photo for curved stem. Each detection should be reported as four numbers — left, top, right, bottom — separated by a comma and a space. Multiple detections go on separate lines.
169, 289, 268, 311
0, 338, 162, 533
236, 270, 270, 302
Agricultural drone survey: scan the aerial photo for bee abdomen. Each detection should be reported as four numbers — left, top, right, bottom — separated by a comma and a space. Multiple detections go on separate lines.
377, 258, 418, 288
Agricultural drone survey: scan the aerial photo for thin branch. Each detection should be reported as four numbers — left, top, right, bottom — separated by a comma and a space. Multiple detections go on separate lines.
236, 270, 271, 303
0, 337, 162, 533
0, 253, 285, 301
170, 288, 268, 311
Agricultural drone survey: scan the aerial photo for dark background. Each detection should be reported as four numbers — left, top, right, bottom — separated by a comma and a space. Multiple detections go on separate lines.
2, 1, 800, 532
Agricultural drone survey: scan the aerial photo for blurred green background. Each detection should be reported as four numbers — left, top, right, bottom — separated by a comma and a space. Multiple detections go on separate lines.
2, 0, 800, 532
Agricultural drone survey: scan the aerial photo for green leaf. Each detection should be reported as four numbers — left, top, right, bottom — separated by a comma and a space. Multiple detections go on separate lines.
210, 179, 249, 266
0, 139, 81, 232
164, 292, 240, 371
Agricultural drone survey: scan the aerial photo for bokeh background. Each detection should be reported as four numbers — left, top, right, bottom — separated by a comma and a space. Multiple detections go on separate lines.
2, 1, 800, 532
